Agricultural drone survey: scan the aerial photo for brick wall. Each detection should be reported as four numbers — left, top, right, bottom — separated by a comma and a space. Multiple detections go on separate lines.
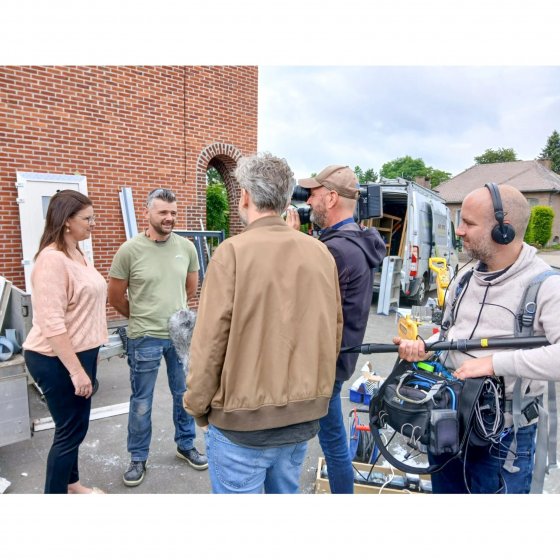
0, 65, 258, 320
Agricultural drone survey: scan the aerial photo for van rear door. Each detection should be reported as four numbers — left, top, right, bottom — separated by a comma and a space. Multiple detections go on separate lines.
431, 201, 458, 269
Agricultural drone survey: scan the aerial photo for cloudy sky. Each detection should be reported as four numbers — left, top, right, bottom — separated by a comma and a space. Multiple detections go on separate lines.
258, 66, 560, 182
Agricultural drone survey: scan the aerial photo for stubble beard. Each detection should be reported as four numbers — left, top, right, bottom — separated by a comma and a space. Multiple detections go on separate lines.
150, 218, 175, 237
310, 204, 327, 230
463, 239, 493, 264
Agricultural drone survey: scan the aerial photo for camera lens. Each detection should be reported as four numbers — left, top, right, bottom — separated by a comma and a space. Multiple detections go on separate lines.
292, 185, 310, 202
297, 205, 312, 225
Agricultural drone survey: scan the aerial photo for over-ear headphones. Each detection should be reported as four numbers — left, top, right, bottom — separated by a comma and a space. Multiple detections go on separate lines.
485, 182, 515, 245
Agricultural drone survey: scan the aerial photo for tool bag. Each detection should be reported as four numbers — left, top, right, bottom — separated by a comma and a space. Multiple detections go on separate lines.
368, 359, 499, 475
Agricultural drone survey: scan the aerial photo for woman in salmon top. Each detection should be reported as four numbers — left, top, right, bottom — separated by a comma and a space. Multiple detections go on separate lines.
23, 190, 108, 494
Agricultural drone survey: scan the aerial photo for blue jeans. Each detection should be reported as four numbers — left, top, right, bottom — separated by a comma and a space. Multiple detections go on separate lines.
429, 423, 537, 493
317, 379, 354, 494
127, 336, 196, 461
205, 425, 308, 493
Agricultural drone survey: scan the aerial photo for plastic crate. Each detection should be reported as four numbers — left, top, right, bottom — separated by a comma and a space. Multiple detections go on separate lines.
349, 388, 364, 404
348, 379, 378, 405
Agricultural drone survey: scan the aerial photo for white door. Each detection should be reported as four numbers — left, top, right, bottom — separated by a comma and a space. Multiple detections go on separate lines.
16, 172, 93, 293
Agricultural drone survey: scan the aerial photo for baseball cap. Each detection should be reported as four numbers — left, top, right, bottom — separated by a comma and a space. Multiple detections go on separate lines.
299, 165, 360, 200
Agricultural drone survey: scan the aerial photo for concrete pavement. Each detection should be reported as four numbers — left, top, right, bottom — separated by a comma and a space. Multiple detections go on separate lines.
538, 249, 560, 269
1, 309, 413, 494
1, 297, 559, 494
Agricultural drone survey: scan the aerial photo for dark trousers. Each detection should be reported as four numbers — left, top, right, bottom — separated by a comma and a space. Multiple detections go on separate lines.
428, 424, 537, 493
24, 347, 99, 494
317, 379, 355, 494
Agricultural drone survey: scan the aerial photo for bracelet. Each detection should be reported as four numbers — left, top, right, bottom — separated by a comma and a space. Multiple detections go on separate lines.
69, 372, 79, 378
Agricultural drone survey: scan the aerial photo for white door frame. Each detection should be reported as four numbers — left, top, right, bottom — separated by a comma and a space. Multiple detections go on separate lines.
16, 172, 93, 293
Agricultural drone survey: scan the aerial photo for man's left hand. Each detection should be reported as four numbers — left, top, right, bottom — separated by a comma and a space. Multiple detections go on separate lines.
453, 355, 494, 380
285, 207, 301, 230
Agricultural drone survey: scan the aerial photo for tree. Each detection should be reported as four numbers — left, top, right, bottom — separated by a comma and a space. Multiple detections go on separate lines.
206, 166, 223, 186
539, 130, 560, 174
426, 168, 452, 188
380, 156, 427, 182
474, 147, 518, 164
378, 156, 451, 188
354, 165, 378, 183
206, 167, 229, 239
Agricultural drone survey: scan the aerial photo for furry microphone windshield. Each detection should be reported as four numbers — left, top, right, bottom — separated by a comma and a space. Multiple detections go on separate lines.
168, 309, 197, 371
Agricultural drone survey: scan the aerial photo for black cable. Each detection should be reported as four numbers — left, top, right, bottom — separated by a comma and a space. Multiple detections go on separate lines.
480, 302, 516, 318
468, 283, 491, 340
448, 261, 475, 329
463, 441, 506, 494
440, 258, 473, 319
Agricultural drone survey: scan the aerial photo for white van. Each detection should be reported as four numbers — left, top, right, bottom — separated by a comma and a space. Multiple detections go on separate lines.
367, 178, 459, 304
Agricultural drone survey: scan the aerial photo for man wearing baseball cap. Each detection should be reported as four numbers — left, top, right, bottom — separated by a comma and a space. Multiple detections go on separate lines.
287, 164, 386, 493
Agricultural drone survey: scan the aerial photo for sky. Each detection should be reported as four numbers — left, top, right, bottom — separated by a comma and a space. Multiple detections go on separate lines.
258, 66, 560, 182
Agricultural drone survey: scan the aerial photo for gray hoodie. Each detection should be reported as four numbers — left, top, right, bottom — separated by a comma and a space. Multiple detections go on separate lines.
439, 243, 560, 400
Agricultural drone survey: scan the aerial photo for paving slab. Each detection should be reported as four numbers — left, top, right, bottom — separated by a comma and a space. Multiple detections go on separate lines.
1, 298, 559, 494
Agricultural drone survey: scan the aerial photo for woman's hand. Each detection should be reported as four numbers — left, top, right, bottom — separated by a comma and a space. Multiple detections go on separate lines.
46, 333, 94, 398
70, 370, 93, 399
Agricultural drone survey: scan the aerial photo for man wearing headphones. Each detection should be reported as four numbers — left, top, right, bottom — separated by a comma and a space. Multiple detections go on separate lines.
394, 183, 560, 493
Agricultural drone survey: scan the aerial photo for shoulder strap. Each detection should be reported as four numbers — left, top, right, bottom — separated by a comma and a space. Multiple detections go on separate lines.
515, 269, 560, 337
441, 268, 474, 336
510, 269, 560, 492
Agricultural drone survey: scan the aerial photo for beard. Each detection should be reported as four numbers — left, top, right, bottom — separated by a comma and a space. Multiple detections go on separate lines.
310, 204, 328, 229
462, 238, 493, 263
150, 218, 175, 236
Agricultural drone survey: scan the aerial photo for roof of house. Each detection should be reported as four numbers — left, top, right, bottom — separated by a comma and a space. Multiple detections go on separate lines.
434, 160, 560, 203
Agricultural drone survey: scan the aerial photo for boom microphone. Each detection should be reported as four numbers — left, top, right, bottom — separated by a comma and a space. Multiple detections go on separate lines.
341, 336, 550, 354
168, 309, 197, 370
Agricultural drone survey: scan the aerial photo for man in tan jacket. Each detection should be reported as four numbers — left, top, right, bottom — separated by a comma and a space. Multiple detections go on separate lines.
184, 152, 343, 493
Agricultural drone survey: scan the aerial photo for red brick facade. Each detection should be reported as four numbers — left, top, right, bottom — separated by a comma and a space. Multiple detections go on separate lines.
0, 66, 258, 319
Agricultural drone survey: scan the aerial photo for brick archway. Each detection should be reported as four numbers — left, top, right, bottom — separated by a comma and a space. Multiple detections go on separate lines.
196, 142, 245, 236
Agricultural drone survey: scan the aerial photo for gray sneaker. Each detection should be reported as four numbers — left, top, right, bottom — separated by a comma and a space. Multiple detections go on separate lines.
123, 460, 146, 487
176, 447, 208, 470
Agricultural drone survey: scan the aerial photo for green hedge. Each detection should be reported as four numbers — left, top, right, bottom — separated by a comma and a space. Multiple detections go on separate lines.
524, 205, 554, 246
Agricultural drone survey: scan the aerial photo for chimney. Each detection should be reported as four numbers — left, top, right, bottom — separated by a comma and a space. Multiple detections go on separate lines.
415, 176, 432, 189
538, 159, 552, 170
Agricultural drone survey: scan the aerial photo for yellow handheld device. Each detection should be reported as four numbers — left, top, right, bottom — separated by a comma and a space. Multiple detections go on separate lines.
397, 314, 419, 340
429, 257, 450, 308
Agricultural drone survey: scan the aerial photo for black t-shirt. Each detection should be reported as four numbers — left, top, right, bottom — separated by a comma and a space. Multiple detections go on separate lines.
216, 420, 320, 449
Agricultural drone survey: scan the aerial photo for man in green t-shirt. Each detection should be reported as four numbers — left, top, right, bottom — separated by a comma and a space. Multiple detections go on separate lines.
108, 188, 207, 487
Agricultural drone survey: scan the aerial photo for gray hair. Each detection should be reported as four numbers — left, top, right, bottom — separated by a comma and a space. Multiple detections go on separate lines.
233, 152, 295, 213
146, 188, 177, 208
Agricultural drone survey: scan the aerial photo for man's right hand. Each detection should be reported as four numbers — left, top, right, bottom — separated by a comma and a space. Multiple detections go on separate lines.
392, 336, 431, 362
285, 207, 301, 230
